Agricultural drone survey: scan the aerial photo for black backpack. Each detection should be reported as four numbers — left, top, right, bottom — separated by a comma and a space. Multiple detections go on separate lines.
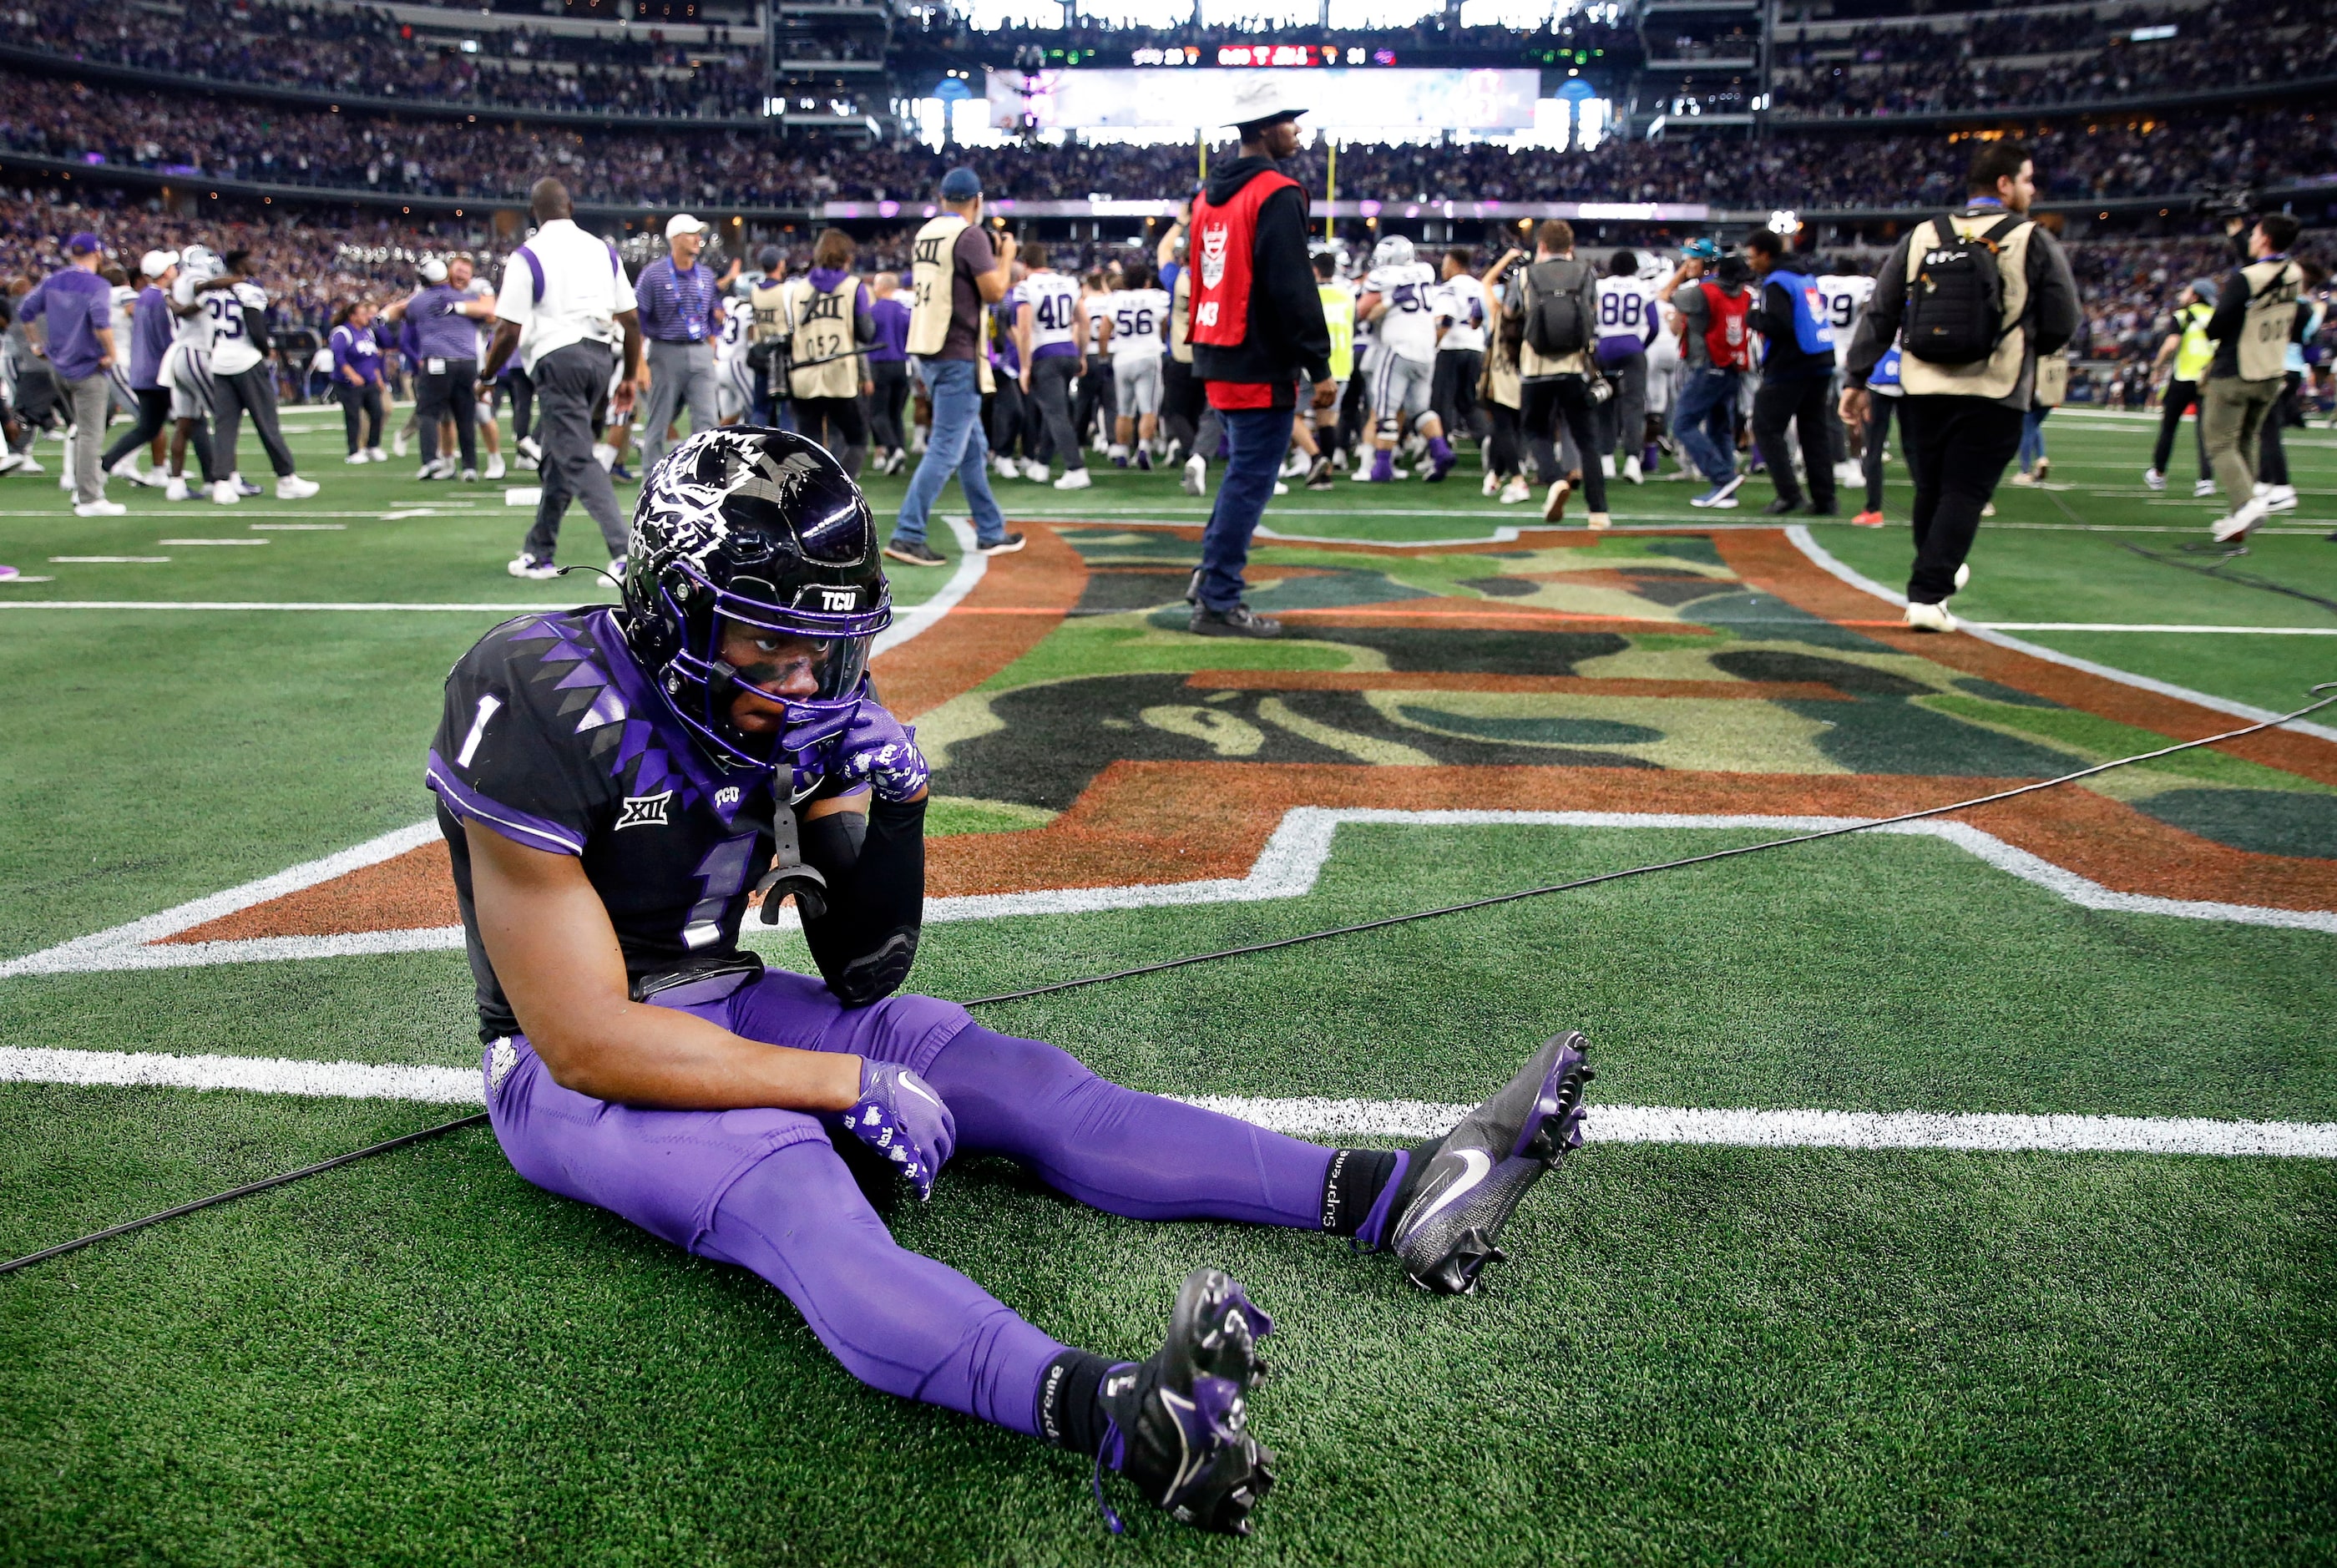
1902, 213, 2024, 367
1524, 258, 1591, 357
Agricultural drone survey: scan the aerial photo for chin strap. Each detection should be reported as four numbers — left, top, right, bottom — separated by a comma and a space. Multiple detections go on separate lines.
752, 800, 831, 923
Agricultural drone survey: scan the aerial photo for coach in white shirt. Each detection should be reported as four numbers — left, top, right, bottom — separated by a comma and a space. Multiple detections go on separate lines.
478, 177, 645, 580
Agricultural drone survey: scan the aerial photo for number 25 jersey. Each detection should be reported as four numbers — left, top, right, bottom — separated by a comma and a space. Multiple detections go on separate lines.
427, 608, 782, 1041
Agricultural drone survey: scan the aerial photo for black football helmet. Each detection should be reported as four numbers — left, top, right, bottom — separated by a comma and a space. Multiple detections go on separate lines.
619, 427, 891, 772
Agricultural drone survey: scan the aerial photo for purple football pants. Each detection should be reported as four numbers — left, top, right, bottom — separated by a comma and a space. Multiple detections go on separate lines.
483, 967, 1336, 1435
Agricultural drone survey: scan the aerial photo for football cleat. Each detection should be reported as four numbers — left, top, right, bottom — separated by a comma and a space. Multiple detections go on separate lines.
1387, 1031, 1593, 1295
1095, 1267, 1277, 1535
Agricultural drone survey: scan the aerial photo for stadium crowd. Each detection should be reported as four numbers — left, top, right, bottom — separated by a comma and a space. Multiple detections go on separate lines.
5, 70, 2331, 214
0, 0, 767, 119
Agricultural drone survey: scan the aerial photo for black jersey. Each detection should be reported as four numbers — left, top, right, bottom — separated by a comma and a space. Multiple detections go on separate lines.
427, 608, 781, 1041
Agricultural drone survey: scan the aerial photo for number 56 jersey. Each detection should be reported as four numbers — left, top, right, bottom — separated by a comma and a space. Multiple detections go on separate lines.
427, 608, 782, 1041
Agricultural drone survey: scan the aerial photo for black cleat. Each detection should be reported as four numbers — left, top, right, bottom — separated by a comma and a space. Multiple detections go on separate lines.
1305, 455, 1336, 491
1095, 1267, 1277, 1535
1388, 1031, 1593, 1295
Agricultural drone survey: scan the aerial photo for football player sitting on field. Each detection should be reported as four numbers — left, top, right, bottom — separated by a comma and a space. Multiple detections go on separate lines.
426, 427, 1595, 1535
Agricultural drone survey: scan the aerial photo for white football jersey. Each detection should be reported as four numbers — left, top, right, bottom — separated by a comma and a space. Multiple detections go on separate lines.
1080, 291, 1110, 353
1595, 276, 1657, 349
1019, 271, 1083, 356
1105, 288, 1169, 360
208, 281, 268, 376
1816, 274, 1877, 368
1365, 261, 1439, 362
109, 284, 137, 348
1433, 275, 1489, 354
169, 271, 216, 351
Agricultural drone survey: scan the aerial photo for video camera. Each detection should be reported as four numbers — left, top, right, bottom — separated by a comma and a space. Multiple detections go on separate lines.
2197, 183, 2258, 225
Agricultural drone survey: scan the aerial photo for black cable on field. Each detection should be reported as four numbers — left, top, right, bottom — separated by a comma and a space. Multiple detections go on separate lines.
7, 684, 2334, 1277
0, 1113, 488, 1276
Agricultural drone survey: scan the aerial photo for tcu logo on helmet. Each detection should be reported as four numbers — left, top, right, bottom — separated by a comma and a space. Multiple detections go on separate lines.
821, 589, 857, 611
1198, 224, 1229, 290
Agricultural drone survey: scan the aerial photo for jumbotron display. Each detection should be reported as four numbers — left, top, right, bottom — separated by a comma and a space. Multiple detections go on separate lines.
985, 66, 1541, 132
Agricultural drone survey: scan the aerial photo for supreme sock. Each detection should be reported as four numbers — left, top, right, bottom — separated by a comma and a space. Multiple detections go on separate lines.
1036, 1348, 1120, 1454
1320, 1147, 1400, 1237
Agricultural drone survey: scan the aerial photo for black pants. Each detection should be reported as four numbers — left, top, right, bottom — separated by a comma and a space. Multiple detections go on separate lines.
1520, 377, 1609, 513
524, 341, 628, 563
212, 366, 298, 479
1751, 373, 1836, 511
2150, 377, 2209, 479
416, 358, 479, 471
1071, 360, 1115, 451
1029, 355, 1084, 472
499, 367, 535, 444
1899, 396, 2023, 605
989, 377, 1036, 463
1592, 352, 1647, 463
794, 394, 868, 478
2257, 371, 2304, 487
338, 380, 385, 453
868, 359, 910, 453
1485, 399, 1523, 479
1161, 355, 1204, 453
1431, 350, 1484, 440
1862, 395, 1899, 513
100, 386, 172, 472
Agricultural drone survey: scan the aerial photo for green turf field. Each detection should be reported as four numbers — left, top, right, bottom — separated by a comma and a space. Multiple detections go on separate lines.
3, 405, 2335, 1565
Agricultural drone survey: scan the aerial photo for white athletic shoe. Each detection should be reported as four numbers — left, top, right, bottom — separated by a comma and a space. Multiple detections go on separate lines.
1499, 476, 1531, 505
109, 457, 157, 488
2193, 478, 2218, 498
507, 552, 559, 580
993, 454, 1018, 480
73, 498, 127, 517
1023, 459, 1050, 483
1482, 470, 1500, 497
1281, 450, 1310, 479
460, 468, 479, 483
164, 477, 191, 502
1182, 453, 1206, 497
2142, 467, 2165, 491
2264, 483, 2298, 513
275, 474, 320, 500
1625, 455, 1644, 485
1053, 468, 1093, 491
1599, 454, 1616, 479
210, 480, 241, 505
1542, 477, 1571, 523
1981, 502, 1996, 518
0, 450, 23, 475
1903, 599, 1957, 632
392, 429, 408, 458
1273, 481, 1289, 495
484, 455, 507, 481
2213, 497, 2270, 543
344, 451, 372, 465
1953, 563, 1971, 593
366, 448, 387, 463
515, 436, 543, 466
14, 455, 43, 475
593, 443, 616, 471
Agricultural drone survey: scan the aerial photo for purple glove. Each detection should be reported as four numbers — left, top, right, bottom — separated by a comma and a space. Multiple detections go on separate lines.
840, 1060, 955, 1200
789, 690, 929, 803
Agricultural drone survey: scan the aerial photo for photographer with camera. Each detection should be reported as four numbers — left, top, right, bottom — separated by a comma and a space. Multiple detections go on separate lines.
2201, 212, 2306, 544
1660, 241, 1753, 509
1515, 220, 1611, 528
1841, 141, 2077, 632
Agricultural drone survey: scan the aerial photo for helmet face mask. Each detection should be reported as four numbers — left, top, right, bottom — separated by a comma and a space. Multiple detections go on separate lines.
620, 428, 890, 778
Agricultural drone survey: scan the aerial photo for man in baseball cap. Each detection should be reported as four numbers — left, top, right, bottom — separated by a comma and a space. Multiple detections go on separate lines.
23, 230, 124, 512
1179, 75, 1332, 636
636, 213, 726, 476
140, 250, 177, 279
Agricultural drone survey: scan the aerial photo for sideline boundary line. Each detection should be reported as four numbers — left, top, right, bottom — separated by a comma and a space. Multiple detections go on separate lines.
1783, 525, 2337, 744
4, 1045, 2331, 1160
6, 806, 2328, 979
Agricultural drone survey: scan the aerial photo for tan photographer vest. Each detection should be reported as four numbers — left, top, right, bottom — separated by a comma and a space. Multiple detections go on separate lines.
2232, 257, 2304, 383
1898, 213, 2036, 401
783, 274, 861, 401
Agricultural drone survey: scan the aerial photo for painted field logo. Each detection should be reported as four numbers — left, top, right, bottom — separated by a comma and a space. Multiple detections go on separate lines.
615, 791, 674, 830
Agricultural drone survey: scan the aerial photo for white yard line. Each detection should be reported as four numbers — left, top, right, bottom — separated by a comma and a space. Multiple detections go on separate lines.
6, 806, 2328, 981
873, 516, 984, 655
1783, 524, 2337, 745
1975, 623, 2337, 635
4, 1044, 2330, 1159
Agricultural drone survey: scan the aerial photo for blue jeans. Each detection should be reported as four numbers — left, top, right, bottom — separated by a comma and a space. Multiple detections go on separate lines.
892, 357, 1007, 549
1674, 366, 1742, 488
2018, 406, 2050, 472
1197, 403, 1293, 611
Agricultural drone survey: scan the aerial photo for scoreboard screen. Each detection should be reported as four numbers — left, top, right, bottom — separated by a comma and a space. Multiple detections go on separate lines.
987, 67, 1541, 133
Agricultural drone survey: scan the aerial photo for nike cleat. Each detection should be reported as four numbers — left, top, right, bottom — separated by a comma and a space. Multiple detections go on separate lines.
1389, 1031, 1593, 1295
1095, 1267, 1277, 1535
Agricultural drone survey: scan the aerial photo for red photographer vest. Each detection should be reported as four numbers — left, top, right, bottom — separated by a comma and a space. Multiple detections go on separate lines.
1189, 169, 1300, 352
1699, 281, 1752, 371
